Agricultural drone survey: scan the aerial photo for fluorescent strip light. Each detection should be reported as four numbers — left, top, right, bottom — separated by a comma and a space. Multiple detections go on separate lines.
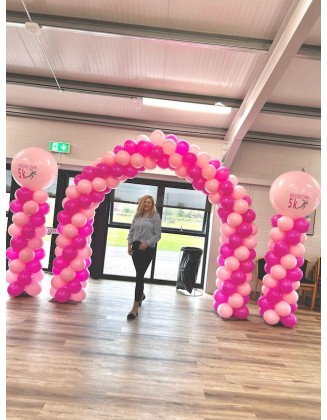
143, 97, 232, 114
6, 22, 26, 28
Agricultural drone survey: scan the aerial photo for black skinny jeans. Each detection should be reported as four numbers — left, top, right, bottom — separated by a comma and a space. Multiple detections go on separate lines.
131, 242, 155, 302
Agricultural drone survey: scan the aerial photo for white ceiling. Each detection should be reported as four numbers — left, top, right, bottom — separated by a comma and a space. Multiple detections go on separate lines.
6, 0, 321, 166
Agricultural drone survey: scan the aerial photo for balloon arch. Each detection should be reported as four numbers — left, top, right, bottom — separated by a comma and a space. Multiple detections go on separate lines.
7, 130, 320, 327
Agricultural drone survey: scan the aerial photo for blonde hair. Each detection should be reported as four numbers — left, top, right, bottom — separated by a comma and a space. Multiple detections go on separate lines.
135, 195, 156, 217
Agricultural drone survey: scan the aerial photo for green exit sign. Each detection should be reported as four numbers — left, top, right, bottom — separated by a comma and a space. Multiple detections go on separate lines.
49, 141, 71, 153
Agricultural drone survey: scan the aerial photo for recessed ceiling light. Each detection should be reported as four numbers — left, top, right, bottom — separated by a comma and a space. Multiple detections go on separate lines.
142, 97, 232, 114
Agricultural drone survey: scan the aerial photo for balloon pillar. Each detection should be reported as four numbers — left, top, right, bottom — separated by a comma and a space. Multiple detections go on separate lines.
258, 171, 320, 327
50, 130, 256, 315
6, 148, 58, 297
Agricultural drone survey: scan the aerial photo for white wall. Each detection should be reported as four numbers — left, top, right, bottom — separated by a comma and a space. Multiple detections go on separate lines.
6, 116, 321, 294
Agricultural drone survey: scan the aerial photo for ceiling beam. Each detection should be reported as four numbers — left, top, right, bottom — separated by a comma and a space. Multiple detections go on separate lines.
6, 10, 320, 59
6, 73, 320, 119
221, 0, 321, 167
6, 105, 320, 149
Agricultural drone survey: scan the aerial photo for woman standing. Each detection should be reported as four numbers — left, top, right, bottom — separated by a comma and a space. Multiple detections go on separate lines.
127, 195, 162, 319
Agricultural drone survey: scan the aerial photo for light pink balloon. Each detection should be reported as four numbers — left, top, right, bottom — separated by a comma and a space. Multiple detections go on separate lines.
246, 272, 253, 282
228, 175, 238, 186
228, 293, 244, 308
277, 216, 294, 231
300, 233, 307, 243
205, 179, 219, 194
106, 176, 120, 188
196, 152, 211, 168
130, 153, 144, 168
233, 245, 250, 261
6, 270, 17, 283
54, 247, 63, 257
263, 274, 278, 289
242, 235, 257, 249
9, 259, 26, 273
216, 266, 232, 281
56, 234, 71, 248
78, 246, 92, 259
270, 264, 287, 280
150, 130, 165, 145
227, 212, 243, 227
12, 212, 30, 226
202, 164, 216, 180
25, 282, 42, 296
269, 227, 285, 241
81, 208, 96, 219
251, 223, 258, 235
208, 192, 221, 204
28, 237, 43, 250
62, 224, 78, 239
290, 243, 305, 257
236, 282, 251, 296
215, 277, 223, 288
274, 301, 291, 317
292, 281, 301, 290
137, 134, 150, 142
70, 258, 86, 272
70, 289, 87, 302
71, 213, 87, 228
168, 153, 183, 169
92, 177, 107, 192
102, 151, 116, 166
219, 234, 228, 244
162, 139, 176, 155
261, 285, 269, 295
8, 224, 22, 237
233, 199, 249, 214
23, 200, 39, 216
269, 171, 321, 218
115, 150, 131, 166
143, 156, 157, 170
33, 270, 44, 282
232, 185, 246, 199
60, 267, 76, 282
217, 303, 233, 318
220, 223, 236, 236
66, 185, 80, 199
263, 309, 280, 325
11, 147, 58, 191
51, 275, 67, 289
76, 179, 93, 194
283, 291, 299, 304
280, 254, 297, 269
189, 144, 201, 155
50, 287, 57, 298
175, 165, 188, 178
19, 247, 35, 263
225, 256, 240, 271
33, 190, 49, 203
35, 225, 47, 238
93, 157, 103, 166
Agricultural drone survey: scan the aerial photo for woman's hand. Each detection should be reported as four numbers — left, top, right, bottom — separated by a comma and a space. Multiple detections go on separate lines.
139, 242, 148, 251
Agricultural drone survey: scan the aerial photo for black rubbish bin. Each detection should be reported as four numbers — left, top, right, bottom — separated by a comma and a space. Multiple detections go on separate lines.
176, 247, 203, 294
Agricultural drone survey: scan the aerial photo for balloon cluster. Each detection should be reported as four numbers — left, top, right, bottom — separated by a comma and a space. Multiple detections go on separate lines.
260, 171, 321, 327
7, 148, 58, 297
213, 183, 257, 319
258, 215, 310, 327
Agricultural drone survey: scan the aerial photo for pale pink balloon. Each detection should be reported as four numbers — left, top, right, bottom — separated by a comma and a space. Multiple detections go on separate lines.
268, 240, 275, 250
219, 234, 228, 244
227, 212, 243, 227
12, 212, 29, 226
76, 179, 93, 194
8, 224, 22, 237
19, 247, 35, 263
232, 185, 246, 199
246, 272, 253, 282
11, 147, 58, 191
81, 208, 96, 219
263, 274, 278, 289
60, 267, 76, 282
263, 309, 280, 325
233, 199, 249, 214
23, 200, 39, 216
228, 293, 244, 309
70, 258, 86, 272
28, 237, 43, 250
102, 151, 116, 166
282, 290, 299, 304
280, 254, 297, 269
251, 223, 258, 235
54, 247, 63, 257
33, 190, 49, 203
196, 152, 211, 168
50, 287, 57, 298
168, 153, 183, 169
277, 216, 294, 231
216, 277, 223, 288
33, 270, 44, 282
130, 153, 144, 168
185, 176, 193, 183
35, 225, 47, 238
150, 130, 165, 146
189, 144, 201, 155
290, 243, 305, 257
62, 197, 69, 207
106, 176, 120, 189
175, 165, 188, 178
234, 246, 250, 261
143, 156, 157, 170
274, 301, 291, 317
205, 179, 219, 194
81, 280, 88, 289
56, 234, 71, 248
292, 281, 301, 290
270, 264, 287, 280
71, 213, 87, 228
9, 259, 26, 273
261, 285, 269, 295
242, 235, 257, 249
162, 139, 176, 155
78, 246, 93, 259
216, 266, 232, 281
269, 227, 285, 241
225, 256, 240, 271
51, 275, 67, 289
202, 164, 216, 180
62, 224, 78, 239
70, 289, 87, 302
137, 134, 150, 142
208, 192, 221, 204
66, 185, 80, 199
93, 157, 103, 166
115, 150, 131, 165
6, 270, 17, 283
220, 223, 236, 236
217, 303, 233, 318
236, 282, 251, 296
228, 175, 238, 186
269, 171, 321, 218
300, 233, 307, 243
25, 282, 42, 296
92, 177, 107, 192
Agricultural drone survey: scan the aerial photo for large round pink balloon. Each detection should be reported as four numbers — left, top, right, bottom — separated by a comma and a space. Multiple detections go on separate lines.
11, 148, 58, 191
269, 171, 320, 218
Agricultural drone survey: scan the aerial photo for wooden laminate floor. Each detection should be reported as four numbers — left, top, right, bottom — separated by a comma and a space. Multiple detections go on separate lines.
6, 277, 321, 420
